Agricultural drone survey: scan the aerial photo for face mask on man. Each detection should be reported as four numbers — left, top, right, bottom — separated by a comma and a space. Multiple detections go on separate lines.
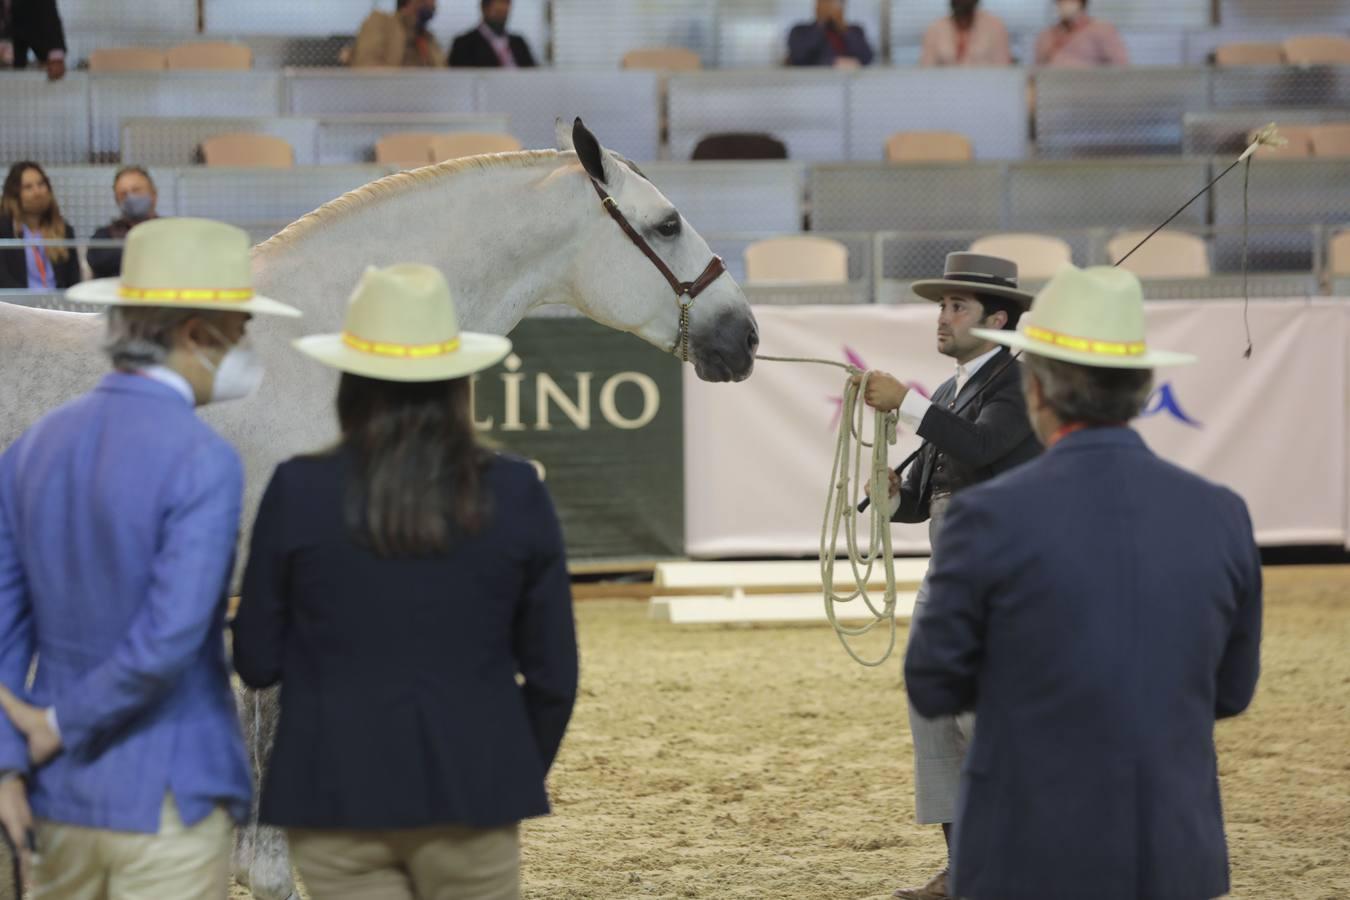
1056, 0, 1083, 24
192, 323, 264, 404
119, 192, 153, 221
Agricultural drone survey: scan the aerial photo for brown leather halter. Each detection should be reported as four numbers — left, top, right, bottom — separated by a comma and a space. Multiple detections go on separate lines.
591, 178, 726, 362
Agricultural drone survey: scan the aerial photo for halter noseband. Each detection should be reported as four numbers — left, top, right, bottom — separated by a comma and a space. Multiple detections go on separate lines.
591, 178, 726, 362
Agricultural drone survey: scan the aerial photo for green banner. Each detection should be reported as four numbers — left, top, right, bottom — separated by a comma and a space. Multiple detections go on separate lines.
471, 318, 683, 561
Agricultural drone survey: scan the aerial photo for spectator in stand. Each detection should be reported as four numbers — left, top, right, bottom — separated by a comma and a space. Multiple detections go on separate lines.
788, 0, 874, 68
1, 161, 80, 291
352, 0, 445, 68
448, 0, 537, 68
921, 0, 1013, 67
88, 166, 160, 280
0, 0, 66, 80
1034, 0, 1128, 67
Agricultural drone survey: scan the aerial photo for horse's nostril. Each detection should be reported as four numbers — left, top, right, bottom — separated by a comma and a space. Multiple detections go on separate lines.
746, 328, 760, 352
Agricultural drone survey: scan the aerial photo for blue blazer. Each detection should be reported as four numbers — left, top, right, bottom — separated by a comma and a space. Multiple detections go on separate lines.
0, 373, 252, 832
905, 427, 1262, 900
232, 448, 578, 830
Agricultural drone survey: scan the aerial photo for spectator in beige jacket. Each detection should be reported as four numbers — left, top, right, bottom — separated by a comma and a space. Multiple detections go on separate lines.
351, 0, 445, 68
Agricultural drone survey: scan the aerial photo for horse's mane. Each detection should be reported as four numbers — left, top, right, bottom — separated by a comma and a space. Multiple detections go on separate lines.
255, 149, 566, 254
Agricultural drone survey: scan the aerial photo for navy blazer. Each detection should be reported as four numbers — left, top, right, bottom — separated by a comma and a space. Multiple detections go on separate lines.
905, 427, 1262, 900
232, 448, 577, 830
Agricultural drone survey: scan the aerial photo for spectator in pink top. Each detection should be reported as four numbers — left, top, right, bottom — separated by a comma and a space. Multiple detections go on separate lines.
1034, 0, 1129, 67
921, 0, 1012, 67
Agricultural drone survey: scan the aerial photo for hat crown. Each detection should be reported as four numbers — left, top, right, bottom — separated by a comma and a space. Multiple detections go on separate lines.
121, 217, 253, 291
943, 252, 1020, 286
1023, 265, 1146, 347
343, 264, 461, 349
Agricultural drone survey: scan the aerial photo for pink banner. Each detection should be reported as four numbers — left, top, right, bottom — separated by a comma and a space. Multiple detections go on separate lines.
684, 301, 1348, 556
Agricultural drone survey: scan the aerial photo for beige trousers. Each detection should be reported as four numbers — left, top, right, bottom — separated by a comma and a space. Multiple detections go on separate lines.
32, 794, 231, 900
289, 823, 520, 900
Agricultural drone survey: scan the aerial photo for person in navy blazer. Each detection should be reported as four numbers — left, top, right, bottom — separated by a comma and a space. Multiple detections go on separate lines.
905, 265, 1262, 900
232, 263, 577, 897
0, 218, 302, 895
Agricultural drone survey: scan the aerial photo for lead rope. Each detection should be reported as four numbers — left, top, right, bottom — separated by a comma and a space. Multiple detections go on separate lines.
757, 355, 901, 665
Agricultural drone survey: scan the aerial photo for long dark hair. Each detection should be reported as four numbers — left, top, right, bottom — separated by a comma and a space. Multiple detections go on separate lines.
338, 373, 490, 558
2, 161, 71, 264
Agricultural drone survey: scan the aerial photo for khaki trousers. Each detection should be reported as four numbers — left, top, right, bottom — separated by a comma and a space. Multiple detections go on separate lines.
289, 823, 520, 900
32, 794, 231, 900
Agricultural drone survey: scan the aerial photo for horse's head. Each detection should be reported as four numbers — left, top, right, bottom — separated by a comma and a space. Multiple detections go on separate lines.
557, 118, 758, 383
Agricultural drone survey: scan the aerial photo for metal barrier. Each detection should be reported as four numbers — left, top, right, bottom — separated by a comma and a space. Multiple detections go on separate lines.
174, 165, 389, 223
120, 114, 511, 166
1007, 158, 1212, 230
1182, 109, 1345, 156
476, 70, 661, 160
0, 220, 1338, 313
873, 223, 1327, 304
7, 66, 1350, 165
89, 72, 285, 161
641, 162, 805, 236
667, 70, 851, 162
0, 74, 92, 165
847, 68, 1028, 161
283, 69, 478, 116
810, 163, 1004, 233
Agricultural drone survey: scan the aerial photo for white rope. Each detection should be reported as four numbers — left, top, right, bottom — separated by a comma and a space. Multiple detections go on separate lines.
758, 355, 901, 666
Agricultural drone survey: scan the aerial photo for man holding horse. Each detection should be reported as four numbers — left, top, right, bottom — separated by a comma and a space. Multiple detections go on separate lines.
853, 252, 1040, 900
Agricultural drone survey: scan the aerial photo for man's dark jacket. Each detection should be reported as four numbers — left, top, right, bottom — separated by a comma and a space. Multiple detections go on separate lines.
893, 346, 1041, 523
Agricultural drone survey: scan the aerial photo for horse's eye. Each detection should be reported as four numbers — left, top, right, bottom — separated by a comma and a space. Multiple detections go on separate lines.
657, 217, 681, 238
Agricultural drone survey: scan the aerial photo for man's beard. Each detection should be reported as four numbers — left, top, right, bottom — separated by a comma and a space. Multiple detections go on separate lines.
484, 17, 507, 35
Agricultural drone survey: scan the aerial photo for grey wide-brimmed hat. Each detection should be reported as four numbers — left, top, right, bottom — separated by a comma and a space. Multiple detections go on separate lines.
910, 252, 1036, 309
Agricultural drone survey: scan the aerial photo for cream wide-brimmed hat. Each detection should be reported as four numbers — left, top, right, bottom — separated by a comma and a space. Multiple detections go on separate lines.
971, 264, 1196, 369
65, 217, 300, 317
293, 263, 511, 382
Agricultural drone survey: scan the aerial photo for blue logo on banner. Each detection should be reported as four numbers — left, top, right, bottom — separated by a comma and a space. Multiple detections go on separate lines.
1141, 383, 1202, 428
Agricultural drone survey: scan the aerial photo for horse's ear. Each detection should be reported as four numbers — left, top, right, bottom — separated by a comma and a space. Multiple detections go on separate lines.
554, 117, 575, 152
572, 117, 610, 185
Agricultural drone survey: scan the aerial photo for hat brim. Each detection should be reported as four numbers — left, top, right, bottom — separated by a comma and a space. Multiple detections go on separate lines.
293, 331, 512, 382
64, 277, 302, 318
911, 278, 1035, 309
970, 327, 1196, 369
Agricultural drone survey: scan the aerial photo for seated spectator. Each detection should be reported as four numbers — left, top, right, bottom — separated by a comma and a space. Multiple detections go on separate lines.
449, 0, 537, 68
788, 0, 874, 68
0, 0, 66, 80
921, 0, 1012, 67
351, 0, 444, 68
88, 166, 160, 280
1034, 0, 1128, 67
1, 161, 80, 290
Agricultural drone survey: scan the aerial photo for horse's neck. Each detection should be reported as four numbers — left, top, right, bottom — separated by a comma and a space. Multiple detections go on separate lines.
253, 162, 579, 336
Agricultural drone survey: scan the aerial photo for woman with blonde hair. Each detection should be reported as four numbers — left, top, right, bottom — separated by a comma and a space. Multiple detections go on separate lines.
1, 161, 81, 290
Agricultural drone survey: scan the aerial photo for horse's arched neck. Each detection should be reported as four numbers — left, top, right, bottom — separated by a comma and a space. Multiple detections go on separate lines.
252, 157, 585, 336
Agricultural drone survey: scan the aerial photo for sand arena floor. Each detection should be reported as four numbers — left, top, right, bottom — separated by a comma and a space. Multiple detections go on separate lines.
220, 565, 1347, 899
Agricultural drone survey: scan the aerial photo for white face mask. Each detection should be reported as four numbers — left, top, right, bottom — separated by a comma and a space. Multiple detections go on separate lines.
1056, 0, 1083, 23
193, 324, 264, 404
